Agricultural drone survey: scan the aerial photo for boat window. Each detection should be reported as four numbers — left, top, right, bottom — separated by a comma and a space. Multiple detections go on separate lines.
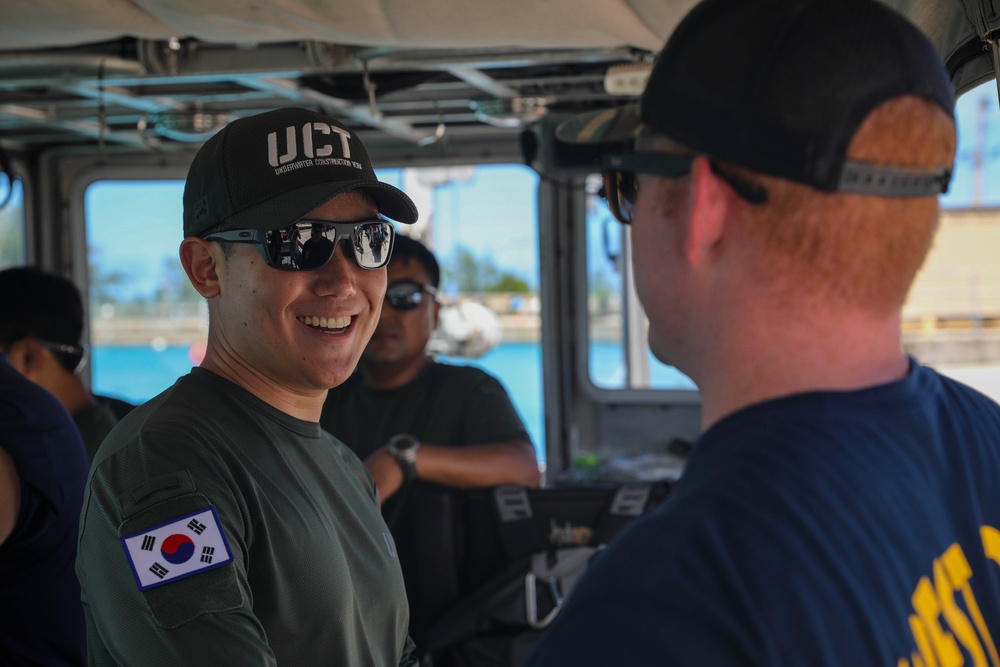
380, 165, 544, 455
0, 178, 26, 267
84, 164, 545, 454
85, 180, 204, 404
584, 173, 696, 391
914, 81, 1000, 403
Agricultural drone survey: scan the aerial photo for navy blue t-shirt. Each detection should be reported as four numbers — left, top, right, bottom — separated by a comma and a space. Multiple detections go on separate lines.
0, 357, 89, 666
527, 363, 1000, 666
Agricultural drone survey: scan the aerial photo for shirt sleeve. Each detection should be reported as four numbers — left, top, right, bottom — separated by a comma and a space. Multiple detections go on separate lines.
77, 428, 276, 666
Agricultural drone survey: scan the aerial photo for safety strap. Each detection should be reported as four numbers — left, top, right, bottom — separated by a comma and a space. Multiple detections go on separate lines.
491, 483, 657, 558
592, 483, 653, 544
491, 486, 547, 558
524, 546, 600, 629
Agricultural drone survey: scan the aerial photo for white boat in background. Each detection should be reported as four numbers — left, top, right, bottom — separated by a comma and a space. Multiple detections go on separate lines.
429, 300, 504, 359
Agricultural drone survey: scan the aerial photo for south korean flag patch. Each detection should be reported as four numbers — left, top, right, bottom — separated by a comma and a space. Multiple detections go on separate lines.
121, 506, 234, 591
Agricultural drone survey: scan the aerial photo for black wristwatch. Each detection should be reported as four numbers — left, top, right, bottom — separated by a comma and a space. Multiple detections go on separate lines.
387, 433, 420, 480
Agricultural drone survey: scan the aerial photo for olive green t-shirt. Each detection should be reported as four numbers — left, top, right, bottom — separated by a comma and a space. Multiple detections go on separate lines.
77, 368, 415, 666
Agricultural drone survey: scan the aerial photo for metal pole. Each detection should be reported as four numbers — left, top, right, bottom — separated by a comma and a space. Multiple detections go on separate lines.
990, 35, 1000, 111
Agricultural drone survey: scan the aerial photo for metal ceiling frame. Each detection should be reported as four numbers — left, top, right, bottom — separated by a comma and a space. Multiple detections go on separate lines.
0, 37, 646, 154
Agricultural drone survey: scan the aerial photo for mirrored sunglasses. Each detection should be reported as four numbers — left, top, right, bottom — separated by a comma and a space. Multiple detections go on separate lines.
601, 152, 768, 225
385, 279, 437, 311
205, 219, 395, 271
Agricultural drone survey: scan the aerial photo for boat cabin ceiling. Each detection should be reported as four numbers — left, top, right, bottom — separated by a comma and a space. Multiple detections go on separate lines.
0, 0, 995, 163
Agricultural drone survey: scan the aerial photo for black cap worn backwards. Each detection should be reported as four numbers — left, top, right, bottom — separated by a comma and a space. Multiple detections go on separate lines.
183, 107, 418, 237
558, 0, 956, 197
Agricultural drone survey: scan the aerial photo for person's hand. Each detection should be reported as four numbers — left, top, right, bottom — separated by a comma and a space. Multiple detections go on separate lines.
363, 447, 405, 503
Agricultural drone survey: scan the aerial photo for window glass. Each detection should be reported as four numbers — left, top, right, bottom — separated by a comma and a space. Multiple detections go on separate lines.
379, 166, 544, 455
584, 174, 695, 391
84, 164, 545, 457
0, 178, 26, 268
85, 180, 205, 405
915, 82, 1000, 402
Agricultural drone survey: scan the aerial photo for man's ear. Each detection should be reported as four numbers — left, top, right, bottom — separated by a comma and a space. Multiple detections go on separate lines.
683, 156, 730, 268
179, 237, 223, 298
6, 338, 44, 378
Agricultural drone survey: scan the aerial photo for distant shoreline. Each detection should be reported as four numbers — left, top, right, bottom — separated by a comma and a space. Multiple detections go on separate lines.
92, 315, 1000, 365
91, 313, 550, 345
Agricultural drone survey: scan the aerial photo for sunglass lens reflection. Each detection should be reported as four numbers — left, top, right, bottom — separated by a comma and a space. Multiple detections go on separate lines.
265, 221, 393, 271
352, 222, 393, 269
386, 283, 424, 310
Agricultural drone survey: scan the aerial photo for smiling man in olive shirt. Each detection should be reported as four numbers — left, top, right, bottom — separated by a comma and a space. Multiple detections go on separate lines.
77, 107, 420, 666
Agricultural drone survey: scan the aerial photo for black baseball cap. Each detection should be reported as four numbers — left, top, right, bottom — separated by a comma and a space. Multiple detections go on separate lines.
183, 107, 418, 237
557, 0, 956, 197
0, 267, 86, 371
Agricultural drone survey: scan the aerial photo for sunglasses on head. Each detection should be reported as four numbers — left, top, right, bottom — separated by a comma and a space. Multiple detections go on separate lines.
601, 152, 768, 225
385, 279, 437, 311
204, 218, 395, 271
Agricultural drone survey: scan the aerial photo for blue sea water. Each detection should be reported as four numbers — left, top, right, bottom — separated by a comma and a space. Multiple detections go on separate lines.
91, 342, 550, 458
92, 341, 695, 463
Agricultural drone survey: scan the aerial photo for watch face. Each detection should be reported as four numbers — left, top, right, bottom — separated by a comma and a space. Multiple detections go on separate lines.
390, 434, 418, 454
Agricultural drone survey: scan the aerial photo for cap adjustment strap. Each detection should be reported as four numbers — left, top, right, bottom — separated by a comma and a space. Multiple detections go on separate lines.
837, 161, 951, 197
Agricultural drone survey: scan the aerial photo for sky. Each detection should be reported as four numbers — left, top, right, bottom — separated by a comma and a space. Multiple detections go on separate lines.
944, 81, 1000, 208
374, 164, 539, 292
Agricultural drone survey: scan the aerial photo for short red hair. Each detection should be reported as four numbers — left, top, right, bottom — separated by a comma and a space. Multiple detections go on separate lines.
734, 95, 956, 314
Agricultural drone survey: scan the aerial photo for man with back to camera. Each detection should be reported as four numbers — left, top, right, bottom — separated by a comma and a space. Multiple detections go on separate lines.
321, 233, 540, 653
0, 266, 120, 461
526, 0, 1000, 665
0, 351, 88, 666
76, 107, 420, 666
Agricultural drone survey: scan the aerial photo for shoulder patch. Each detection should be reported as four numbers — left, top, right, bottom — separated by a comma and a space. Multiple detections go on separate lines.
121, 506, 234, 591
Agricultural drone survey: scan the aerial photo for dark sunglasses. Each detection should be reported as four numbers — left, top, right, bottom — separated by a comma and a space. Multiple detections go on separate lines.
36, 338, 88, 374
601, 152, 768, 224
385, 279, 438, 311
205, 219, 395, 271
